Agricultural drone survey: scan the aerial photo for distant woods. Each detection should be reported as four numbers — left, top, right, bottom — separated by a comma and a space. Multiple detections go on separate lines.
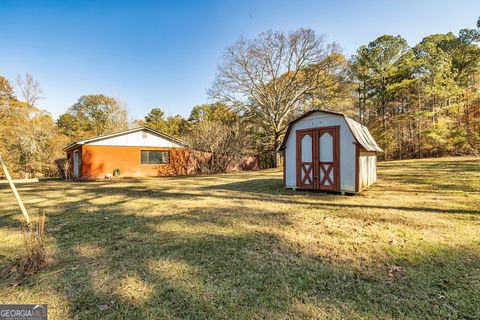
209, 20, 480, 162
1, 18, 479, 178
351, 29, 480, 158
0, 74, 67, 178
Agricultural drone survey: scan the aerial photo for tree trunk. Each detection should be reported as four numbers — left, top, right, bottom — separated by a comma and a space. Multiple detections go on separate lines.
272, 132, 280, 168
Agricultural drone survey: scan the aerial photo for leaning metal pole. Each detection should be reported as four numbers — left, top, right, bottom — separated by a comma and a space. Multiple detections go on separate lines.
0, 154, 31, 226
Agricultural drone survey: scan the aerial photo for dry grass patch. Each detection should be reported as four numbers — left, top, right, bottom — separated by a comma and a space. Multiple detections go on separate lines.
116, 274, 154, 306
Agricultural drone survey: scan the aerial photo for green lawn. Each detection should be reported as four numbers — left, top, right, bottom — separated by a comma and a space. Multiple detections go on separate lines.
0, 157, 479, 319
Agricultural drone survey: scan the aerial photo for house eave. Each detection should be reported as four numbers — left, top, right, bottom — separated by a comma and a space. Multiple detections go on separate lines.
63, 142, 84, 152
62, 126, 189, 152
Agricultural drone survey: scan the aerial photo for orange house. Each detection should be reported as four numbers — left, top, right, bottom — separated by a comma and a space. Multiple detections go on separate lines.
63, 127, 190, 179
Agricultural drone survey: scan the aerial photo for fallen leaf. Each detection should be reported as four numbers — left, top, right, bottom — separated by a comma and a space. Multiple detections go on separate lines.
98, 304, 110, 311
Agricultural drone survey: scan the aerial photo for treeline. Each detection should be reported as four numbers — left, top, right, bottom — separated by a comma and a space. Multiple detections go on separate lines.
351, 30, 480, 159
0, 82, 253, 177
1, 18, 479, 178
207, 18, 480, 165
0, 75, 68, 178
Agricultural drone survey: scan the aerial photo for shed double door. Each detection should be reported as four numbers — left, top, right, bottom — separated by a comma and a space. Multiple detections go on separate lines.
296, 127, 340, 191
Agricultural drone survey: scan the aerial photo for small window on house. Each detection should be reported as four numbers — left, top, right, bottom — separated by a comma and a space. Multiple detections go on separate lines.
141, 150, 169, 165
142, 131, 148, 139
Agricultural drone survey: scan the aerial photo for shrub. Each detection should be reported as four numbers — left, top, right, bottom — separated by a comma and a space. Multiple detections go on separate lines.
21, 214, 47, 275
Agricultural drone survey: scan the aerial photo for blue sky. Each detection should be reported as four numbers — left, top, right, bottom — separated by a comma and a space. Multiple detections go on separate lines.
1, 0, 479, 120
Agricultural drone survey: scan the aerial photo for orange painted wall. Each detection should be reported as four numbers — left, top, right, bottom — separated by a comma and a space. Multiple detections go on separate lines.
65, 144, 259, 180
80, 145, 184, 179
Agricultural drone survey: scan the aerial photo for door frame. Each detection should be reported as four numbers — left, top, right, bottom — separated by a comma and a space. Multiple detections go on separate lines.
73, 150, 79, 178
296, 126, 340, 192
316, 126, 340, 191
295, 130, 315, 189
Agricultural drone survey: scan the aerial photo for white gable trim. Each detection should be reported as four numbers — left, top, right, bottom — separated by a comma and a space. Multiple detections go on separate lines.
64, 127, 187, 151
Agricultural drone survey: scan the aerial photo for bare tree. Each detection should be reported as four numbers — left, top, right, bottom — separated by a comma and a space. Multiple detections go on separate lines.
186, 120, 249, 173
105, 98, 129, 134
210, 29, 344, 166
16, 73, 43, 108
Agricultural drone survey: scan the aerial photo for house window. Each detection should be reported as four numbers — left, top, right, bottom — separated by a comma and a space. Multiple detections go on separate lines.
141, 150, 169, 165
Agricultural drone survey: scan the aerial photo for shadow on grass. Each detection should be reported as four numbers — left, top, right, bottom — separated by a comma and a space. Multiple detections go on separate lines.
0, 158, 479, 318
202, 180, 479, 215
202, 178, 285, 194
0, 188, 478, 318
6, 177, 479, 221
379, 159, 480, 193
19, 180, 480, 216
21, 206, 479, 319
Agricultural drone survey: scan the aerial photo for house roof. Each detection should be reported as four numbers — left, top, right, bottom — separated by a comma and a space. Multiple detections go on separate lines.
63, 126, 188, 151
278, 109, 383, 152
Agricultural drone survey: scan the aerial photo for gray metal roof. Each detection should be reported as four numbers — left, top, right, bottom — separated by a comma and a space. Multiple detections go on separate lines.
344, 116, 383, 152
278, 109, 383, 152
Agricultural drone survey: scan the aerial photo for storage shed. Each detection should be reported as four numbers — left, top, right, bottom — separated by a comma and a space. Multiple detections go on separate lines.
278, 109, 383, 193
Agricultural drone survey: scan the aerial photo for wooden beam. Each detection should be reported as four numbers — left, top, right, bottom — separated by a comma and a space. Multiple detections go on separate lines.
0, 154, 31, 226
